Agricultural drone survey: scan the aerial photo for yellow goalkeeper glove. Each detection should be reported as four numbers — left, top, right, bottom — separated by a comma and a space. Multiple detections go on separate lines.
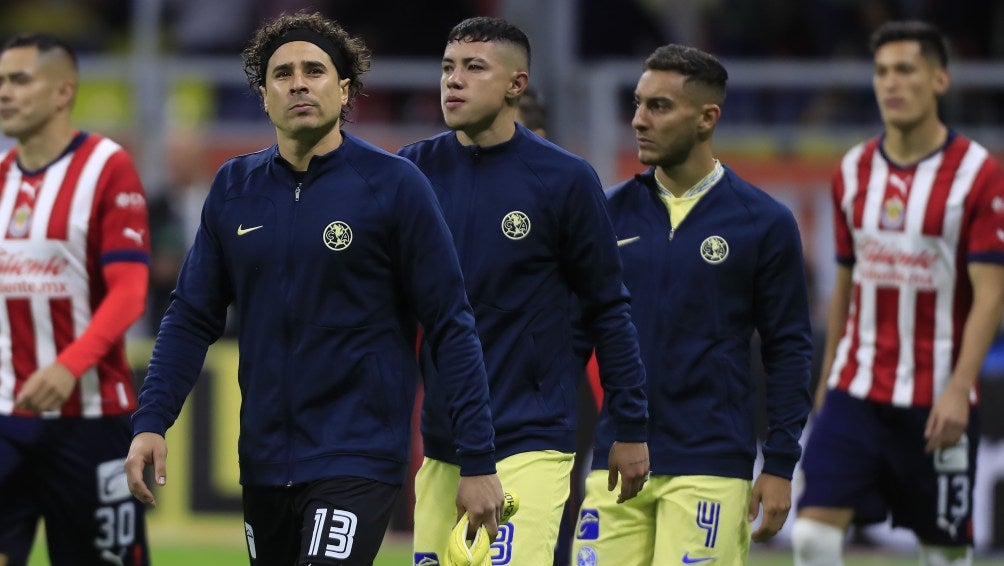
443, 490, 520, 566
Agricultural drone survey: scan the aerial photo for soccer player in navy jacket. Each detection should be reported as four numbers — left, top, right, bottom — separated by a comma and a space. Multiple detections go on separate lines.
124, 12, 503, 566
399, 17, 649, 566
571, 44, 814, 566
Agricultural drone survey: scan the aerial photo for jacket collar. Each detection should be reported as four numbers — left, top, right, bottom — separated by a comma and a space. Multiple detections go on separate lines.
267, 130, 358, 181
448, 122, 528, 158
634, 167, 659, 192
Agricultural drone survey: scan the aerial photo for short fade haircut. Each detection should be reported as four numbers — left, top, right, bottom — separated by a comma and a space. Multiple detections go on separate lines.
447, 17, 531, 70
870, 20, 949, 68
242, 11, 372, 123
1, 33, 78, 71
644, 44, 727, 105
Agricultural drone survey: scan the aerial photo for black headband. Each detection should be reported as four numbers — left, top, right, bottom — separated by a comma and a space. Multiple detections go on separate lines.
259, 27, 351, 85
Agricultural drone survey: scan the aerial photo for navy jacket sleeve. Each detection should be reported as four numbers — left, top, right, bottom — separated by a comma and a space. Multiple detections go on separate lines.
390, 162, 496, 476
559, 163, 647, 441
755, 208, 813, 479
132, 169, 232, 436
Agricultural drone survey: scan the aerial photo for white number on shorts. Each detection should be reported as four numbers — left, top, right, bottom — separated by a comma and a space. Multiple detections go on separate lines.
309, 508, 358, 560
936, 474, 970, 538
94, 501, 137, 549
490, 522, 516, 565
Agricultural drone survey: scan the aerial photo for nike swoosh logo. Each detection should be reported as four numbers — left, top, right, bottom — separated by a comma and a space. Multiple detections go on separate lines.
237, 224, 263, 236
617, 236, 641, 247
682, 554, 715, 564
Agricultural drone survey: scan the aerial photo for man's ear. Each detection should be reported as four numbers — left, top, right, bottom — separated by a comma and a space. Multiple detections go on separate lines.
55, 78, 76, 111
932, 67, 950, 97
339, 77, 351, 105
697, 103, 721, 135
508, 71, 529, 100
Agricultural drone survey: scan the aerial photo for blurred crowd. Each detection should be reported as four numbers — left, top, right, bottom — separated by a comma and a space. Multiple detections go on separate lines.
4, 1, 1000, 133
1, 0, 1001, 59
582, 0, 1002, 60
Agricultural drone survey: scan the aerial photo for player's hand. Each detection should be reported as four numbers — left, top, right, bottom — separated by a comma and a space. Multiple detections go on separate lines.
925, 381, 970, 453
607, 441, 650, 503
124, 432, 168, 507
748, 472, 791, 542
14, 362, 76, 413
457, 473, 504, 540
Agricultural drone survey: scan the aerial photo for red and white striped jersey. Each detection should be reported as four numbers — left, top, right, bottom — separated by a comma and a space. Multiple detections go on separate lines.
0, 133, 150, 417
827, 133, 1004, 407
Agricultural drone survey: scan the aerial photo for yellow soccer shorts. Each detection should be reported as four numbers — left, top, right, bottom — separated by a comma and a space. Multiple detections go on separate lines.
413, 450, 574, 565
570, 471, 752, 566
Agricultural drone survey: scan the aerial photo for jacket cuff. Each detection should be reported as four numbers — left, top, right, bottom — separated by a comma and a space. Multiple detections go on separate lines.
131, 412, 169, 437
761, 455, 799, 480
458, 452, 497, 477
614, 420, 648, 443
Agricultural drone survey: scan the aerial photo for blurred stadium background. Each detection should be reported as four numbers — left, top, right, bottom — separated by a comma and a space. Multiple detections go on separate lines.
5, 0, 1003, 564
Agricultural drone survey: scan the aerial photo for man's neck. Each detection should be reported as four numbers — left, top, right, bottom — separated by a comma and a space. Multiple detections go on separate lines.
277, 126, 343, 172
655, 149, 717, 198
455, 110, 518, 148
882, 117, 948, 165
16, 121, 75, 171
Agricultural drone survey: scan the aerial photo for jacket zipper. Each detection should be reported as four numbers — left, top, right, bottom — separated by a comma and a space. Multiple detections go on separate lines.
461, 149, 481, 268
285, 179, 303, 485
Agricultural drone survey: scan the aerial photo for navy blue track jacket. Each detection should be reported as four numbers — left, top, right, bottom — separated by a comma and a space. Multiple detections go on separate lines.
595, 167, 812, 480
399, 124, 647, 463
132, 133, 495, 486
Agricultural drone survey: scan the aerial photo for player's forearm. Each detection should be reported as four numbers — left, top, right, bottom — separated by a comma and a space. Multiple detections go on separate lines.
946, 263, 1004, 393
134, 296, 223, 436
817, 265, 853, 396
398, 191, 497, 466
591, 312, 648, 440
56, 261, 148, 377
762, 362, 812, 477
433, 318, 497, 473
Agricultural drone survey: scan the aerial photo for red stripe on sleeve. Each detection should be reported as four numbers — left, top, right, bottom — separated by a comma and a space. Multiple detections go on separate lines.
964, 159, 1004, 256
92, 149, 151, 255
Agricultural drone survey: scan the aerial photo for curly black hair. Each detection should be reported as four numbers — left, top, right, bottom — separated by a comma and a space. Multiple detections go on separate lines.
242, 11, 372, 123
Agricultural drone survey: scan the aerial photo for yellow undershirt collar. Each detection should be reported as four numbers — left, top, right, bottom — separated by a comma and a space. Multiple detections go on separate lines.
655, 160, 724, 199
